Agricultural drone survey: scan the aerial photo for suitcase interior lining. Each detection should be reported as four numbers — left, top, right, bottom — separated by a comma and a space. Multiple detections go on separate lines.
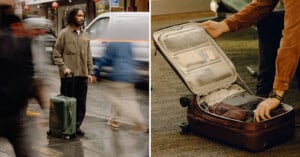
157, 25, 237, 95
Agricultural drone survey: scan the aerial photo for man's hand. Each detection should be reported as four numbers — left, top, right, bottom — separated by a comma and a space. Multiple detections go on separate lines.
255, 90, 285, 122
199, 20, 230, 38
92, 75, 100, 82
88, 75, 94, 83
254, 98, 281, 122
64, 68, 71, 75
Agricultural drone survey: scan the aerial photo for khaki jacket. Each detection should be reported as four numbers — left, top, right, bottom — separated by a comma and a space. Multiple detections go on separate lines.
224, 0, 300, 91
53, 26, 93, 78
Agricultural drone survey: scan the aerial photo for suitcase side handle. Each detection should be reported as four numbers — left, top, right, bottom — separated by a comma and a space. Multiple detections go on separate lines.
66, 104, 73, 127
65, 72, 74, 78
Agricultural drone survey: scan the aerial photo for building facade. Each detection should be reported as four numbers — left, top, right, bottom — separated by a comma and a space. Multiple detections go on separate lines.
18, 0, 148, 35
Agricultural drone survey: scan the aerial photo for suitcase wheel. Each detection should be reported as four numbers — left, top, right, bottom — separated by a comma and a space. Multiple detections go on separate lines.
180, 97, 190, 107
62, 133, 76, 139
179, 122, 191, 135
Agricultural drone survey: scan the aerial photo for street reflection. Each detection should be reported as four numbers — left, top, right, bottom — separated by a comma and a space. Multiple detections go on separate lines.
104, 127, 148, 157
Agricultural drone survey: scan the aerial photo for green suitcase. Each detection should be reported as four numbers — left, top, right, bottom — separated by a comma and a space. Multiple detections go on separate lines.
47, 95, 76, 139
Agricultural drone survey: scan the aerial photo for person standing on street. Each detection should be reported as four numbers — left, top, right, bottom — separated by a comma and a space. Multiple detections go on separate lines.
53, 8, 94, 136
199, 0, 300, 123
93, 42, 147, 134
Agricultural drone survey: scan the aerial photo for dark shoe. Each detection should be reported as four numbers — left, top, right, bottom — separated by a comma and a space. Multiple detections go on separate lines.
76, 129, 85, 136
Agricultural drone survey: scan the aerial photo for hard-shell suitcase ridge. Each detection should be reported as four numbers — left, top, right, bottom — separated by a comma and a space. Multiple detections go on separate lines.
48, 95, 77, 139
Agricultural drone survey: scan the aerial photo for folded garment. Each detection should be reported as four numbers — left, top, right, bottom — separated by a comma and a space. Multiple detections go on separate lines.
208, 102, 287, 122
209, 103, 247, 121
222, 110, 247, 121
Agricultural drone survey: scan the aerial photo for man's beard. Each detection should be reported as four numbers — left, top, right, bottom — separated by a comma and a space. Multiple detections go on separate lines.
73, 21, 83, 27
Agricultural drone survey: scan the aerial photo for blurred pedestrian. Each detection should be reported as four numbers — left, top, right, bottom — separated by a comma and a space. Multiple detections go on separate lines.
23, 18, 56, 111
53, 8, 94, 136
0, 1, 38, 156
93, 42, 147, 134
199, 0, 300, 123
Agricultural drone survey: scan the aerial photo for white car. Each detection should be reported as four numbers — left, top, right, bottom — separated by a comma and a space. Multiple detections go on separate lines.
85, 12, 149, 82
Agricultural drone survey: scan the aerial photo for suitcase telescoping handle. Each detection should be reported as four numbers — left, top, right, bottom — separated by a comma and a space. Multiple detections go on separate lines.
65, 72, 74, 78
65, 71, 74, 125
61, 72, 76, 97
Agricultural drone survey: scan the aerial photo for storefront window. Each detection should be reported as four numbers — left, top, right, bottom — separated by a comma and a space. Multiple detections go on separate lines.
111, 0, 125, 11
95, 0, 109, 15
95, 0, 125, 15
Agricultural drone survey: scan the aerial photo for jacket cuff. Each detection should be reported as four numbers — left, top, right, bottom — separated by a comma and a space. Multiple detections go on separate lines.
58, 64, 67, 73
224, 18, 239, 32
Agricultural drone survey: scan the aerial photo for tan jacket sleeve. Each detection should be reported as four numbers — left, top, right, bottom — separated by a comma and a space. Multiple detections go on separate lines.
53, 30, 67, 72
273, 46, 299, 91
87, 41, 93, 75
273, 0, 300, 91
224, 0, 279, 31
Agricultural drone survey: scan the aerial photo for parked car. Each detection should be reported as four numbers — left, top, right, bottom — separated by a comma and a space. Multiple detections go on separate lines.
85, 12, 149, 83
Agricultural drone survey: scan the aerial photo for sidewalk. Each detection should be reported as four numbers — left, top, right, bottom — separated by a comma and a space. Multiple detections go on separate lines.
0, 67, 149, 157
0, 109, 149, 157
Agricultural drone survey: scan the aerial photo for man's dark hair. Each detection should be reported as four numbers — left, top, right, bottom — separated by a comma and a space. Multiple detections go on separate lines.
66, 8, 84, 25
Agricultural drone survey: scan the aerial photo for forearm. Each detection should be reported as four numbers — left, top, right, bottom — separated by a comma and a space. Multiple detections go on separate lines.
53, 49, 66, 71
273, 46, 300, 91
224, 0, 279, 31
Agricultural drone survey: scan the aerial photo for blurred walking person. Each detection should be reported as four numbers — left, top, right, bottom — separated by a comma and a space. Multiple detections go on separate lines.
0, 0, 39, 156
53, 8, 94, 136
93, 42, 147, 134
23, 18, 56, 111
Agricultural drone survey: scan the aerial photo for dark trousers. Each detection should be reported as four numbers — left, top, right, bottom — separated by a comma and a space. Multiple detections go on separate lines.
256, 10, 300, 97
61, 77, 88, 129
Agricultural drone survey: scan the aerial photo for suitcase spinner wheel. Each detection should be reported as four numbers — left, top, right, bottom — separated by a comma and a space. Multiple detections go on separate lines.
179, 122, 191, 135
180, 96, 190, 108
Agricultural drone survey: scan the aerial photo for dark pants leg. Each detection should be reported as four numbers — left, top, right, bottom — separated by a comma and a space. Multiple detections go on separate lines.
256, 11, 284, 97
61, 77, 88, 129
257, 11, 300, 96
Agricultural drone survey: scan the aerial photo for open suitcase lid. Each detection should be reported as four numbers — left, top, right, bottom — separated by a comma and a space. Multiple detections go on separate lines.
153, 23, 238, 96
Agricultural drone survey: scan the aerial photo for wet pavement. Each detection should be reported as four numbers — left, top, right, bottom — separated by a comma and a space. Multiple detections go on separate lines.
0, 65, 149, 157
151, 11, 300, 157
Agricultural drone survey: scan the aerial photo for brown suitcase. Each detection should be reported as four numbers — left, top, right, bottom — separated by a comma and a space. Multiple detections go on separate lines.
153, 23, 295, 152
